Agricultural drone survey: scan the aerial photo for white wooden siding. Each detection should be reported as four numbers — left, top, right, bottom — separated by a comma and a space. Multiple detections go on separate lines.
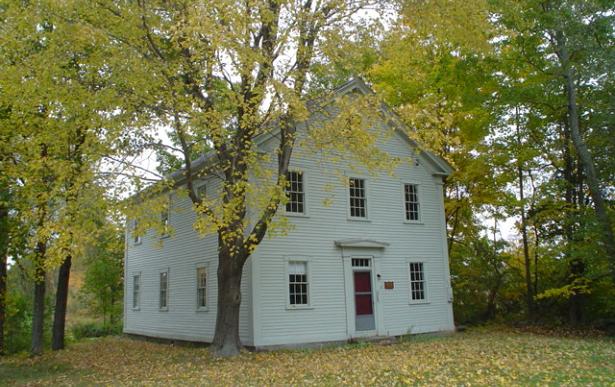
250, 124, 454, 346
124, 179, 253, 345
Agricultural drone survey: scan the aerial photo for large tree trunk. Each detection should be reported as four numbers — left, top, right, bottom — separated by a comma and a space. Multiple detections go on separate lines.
0, 199, 7, 356
556, 38, 615, 281
31, 242, 47, 356
211, 245, 244, 357
51, 255, 71, 350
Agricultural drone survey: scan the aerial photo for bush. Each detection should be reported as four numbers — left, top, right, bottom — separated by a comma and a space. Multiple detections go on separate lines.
71, 322, 122, 340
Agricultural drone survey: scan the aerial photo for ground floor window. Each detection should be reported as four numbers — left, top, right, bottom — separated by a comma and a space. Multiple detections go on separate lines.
132, 274, 140, 309
409, 262, 426, 301
196, 266, 207, 309
159, 269, 169, 310
288, 261, 309, 306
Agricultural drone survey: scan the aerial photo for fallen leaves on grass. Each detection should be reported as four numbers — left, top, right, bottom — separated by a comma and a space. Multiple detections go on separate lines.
2, 328, 614, 386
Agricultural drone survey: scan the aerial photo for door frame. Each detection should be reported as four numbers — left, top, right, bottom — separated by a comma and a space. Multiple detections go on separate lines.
342, 253, 384, 338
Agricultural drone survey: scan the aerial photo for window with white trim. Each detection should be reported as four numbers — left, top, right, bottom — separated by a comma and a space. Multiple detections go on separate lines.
196, 183, 206, 200
348, 177, 367, 218
404, 184, 420, 221
159, 270, 169, 309
409, 262, 426, 301
196, 267, 207, 309
288, 261, 309, 306
133, 220, 142, 245
132, 274, 140, 309
160, 207, 170, 237
285, 171, 305, 214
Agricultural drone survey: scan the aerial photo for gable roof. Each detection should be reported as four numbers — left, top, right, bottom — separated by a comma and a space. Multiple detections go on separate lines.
336, 78, 454, 177
169, 78, 452, 185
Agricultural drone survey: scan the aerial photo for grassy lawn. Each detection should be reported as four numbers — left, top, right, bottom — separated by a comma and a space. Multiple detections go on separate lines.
1, 327, 614, 386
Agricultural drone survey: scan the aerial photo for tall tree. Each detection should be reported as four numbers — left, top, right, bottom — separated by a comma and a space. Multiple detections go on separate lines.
86, 0, 386, 356
495, 0, 615, 281
0, 1, 130, 354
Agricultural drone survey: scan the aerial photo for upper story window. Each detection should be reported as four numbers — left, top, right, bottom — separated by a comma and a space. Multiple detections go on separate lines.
409, 262, 426, 302
132, 274, 140, 309
159, 270, 169, 310
348, 177, 367, 218
404, 184, 420, 222
160, 205, 170, 237
288, 261, 309, 306
133, 220, 142, 245
285, 171, 305, 214
196, 266, 207, 309
196, 183, 206, 200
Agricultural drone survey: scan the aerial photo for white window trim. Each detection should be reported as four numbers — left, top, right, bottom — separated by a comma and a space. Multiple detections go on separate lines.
132, 272, 141, 311
283, 169, 309, 218
159, 267, 170, 311
284, 256, 313, 310
401, 181, 423, 224
133, 220, 142, 246
407, 260, 430, 304
195, 263, 209, 312
346, 175, 370, 221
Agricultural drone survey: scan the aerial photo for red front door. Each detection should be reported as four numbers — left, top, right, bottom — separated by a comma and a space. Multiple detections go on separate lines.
353, 271, 373, 315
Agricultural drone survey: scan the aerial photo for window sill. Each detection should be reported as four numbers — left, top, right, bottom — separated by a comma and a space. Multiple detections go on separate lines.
284, 212, 310, 218
160, 234, 170, 240
132, 307, 140, 311
347, 217, 371, 222
196, 307, 209, 312
409, 300, 430, 305
286, 305, 314, 310
403, 220, 424, 225
159, 307, 169, 312
134, 241, 142, 246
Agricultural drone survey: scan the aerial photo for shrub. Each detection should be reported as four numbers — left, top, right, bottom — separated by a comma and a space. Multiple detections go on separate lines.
71, 322, 121, 340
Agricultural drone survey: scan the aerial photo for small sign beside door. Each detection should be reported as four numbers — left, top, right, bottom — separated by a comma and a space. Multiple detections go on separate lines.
384, 281, 394, 290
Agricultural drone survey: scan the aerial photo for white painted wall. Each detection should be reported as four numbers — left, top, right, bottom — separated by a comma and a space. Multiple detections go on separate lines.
123, 177, 253, 345
250, 125, 454, 347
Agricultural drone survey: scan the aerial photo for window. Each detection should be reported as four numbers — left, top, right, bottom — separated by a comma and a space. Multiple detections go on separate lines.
196, 267, 207, 309
404, 184, 420, 221
348, 178, 367, 218
159, 270, 169, 310
133, 220, 142, 245
409, 262, 426, 301
288, 261, 309, 306
160, 207, 170, 237
285, 171, 305, 214
132, 274, 140, 309
196, 183, 206, 200
352, 258, 371, 268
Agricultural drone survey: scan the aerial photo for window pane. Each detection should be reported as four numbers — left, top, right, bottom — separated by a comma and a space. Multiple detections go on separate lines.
197, 184, 206, 199
288, 261, 308, 305
349, 178, 366, 218
133, 275, 140, 308
196, 267, 206, 307
160, 271, 168, 308
409, 262, 425, 300
285, 172, 305, 213
404, 184, 420, 221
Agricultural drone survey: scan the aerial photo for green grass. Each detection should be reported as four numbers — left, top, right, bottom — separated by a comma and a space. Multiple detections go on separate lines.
1, 327, 614, 385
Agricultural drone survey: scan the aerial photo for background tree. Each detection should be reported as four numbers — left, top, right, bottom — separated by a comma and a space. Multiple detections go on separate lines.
80, 223, 124, 327
0, 0, 132, 354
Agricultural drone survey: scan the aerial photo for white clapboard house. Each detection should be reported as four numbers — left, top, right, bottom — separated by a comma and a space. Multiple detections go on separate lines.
123, 78, 455, 349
